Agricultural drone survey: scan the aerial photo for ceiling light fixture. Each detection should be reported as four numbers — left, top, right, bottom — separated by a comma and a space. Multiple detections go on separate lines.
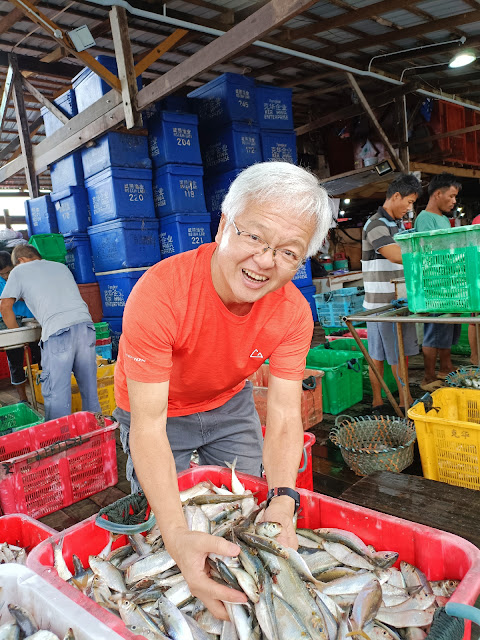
449, 50, 476, 68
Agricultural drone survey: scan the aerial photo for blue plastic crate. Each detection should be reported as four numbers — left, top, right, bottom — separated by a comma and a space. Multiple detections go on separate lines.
50, 152, 85, 192
297, 284, 318, 322
72, 55, 142, 113
85, 167, 155, 225
81, 131, 151, 180
260, 129, 297, 164
188, 73, 257, 128
256, 85, 294, 130
203, 169, 241, 215
25, 195, 58, 235
96, 341, 113, 359
51, 186, 91, 234
201, 123, 261, 174
210, 212, 221, 239
159, 213, 211, 258
88, 218, 161, 272
292, 258, 313, 288
64, 233, 96, 284
96, 268, 148, 317
153, 164, 206, 217
314, 287, 365, 327
147, 111, 202, 168
41, 89, 77, 137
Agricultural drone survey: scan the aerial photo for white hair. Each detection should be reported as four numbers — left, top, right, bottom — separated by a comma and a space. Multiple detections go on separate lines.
221, 162, 332, 257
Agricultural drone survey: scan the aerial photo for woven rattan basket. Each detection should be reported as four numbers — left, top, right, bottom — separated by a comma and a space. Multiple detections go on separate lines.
330, 414, 417, 476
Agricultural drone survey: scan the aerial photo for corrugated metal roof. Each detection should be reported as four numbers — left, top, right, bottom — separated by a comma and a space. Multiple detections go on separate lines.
416, 0, 474, 18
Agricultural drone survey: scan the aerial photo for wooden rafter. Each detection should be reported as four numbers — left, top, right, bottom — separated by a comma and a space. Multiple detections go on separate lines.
9, 54, 38, 198
346, 73, 405, 173
134, 29, 188, 77
21, 76, 69, 126
0, 64, 14, 132
7, 0, 121, 92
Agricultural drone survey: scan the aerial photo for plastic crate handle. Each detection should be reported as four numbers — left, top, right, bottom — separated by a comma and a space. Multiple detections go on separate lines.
298, 447, 308, 474
302, 375, 317, 390
347, 358, 361, 373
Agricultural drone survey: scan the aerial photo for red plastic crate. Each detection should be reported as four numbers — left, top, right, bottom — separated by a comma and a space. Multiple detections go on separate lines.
262, 426, 315, 491
0, 514, 55, 552
27, 466, 480, 640
0, 351, 9, 380
249, 363, 324, 430
0, 412, 118, 518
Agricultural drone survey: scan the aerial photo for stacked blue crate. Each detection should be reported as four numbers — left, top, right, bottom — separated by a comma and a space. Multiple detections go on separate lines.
188, 73, 261, 230
72, 55, 159, 321
41, 89, 94, 284
256, 85, 297, 164
144, 100, 211, 260
291, 259, 317, 321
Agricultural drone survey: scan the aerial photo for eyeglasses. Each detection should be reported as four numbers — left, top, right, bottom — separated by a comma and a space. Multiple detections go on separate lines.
232, 221, 305, 271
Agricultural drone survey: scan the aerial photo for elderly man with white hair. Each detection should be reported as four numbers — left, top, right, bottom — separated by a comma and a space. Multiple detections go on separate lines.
113, 161, 331, 619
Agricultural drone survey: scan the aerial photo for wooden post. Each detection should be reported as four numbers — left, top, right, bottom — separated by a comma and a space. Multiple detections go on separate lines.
346, 72, 405, 173
0, 64, 14, 132
3, 209, 11, 229
10, 54, 39, 198
109, 6, 141, 129
397, 95, 410, 172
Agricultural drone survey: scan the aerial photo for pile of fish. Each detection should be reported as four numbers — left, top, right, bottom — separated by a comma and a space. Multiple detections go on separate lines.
52, 468, 459, 640
0, 604, 75, 639
0, 542, 27, 565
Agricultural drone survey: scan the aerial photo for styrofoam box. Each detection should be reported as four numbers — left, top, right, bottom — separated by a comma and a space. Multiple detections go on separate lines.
0, 564, 123, 640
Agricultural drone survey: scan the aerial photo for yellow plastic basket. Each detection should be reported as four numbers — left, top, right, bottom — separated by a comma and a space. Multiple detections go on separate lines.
408, 388, 480, 490
30, 363, 116, 416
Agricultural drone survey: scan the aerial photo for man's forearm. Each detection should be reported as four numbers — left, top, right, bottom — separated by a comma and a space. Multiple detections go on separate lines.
263, 417, 303, 490
129, 418, 187, 551
1, 306, 19, 329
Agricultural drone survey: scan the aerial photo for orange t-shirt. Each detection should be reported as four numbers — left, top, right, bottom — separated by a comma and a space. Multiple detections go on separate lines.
114, 243, 313, 416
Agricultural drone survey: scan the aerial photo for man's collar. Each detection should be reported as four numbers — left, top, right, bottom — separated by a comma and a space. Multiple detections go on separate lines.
377, 206, 395, 222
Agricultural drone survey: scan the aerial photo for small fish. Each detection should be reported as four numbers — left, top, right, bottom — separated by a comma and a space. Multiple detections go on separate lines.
255, 522, 282, 538
89, 555, 126, 593
52, 539, 72, 581
225, 458, 245, 495
7, 605, 38, 637
430, 579, 459, 597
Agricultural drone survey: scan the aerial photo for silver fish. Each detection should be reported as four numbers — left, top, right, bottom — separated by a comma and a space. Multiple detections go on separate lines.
350, 579, 382, 631
52, 540, 72, 581
126, 549, 176, 585
89, 555, 126, 592
7, 605, 38, 637
156, 594, 194, 640
323, 542, 375, 571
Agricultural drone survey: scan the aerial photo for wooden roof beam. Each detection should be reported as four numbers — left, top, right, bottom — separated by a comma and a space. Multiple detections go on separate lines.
7, 0, 121, 92
134, 29, 189, 77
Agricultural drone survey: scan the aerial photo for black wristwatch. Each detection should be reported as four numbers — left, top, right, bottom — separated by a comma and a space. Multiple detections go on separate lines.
266, 487, 301, 514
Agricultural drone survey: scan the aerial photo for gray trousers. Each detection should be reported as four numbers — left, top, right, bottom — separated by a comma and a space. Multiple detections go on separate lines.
113, 380, 263, 494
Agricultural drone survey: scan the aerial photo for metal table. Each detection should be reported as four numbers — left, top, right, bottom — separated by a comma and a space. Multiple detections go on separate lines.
0, 322, 41, 411
343, 305, 480, 419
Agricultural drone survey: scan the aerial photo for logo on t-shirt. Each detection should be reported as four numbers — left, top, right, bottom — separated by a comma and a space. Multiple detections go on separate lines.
250, 349, 264, 358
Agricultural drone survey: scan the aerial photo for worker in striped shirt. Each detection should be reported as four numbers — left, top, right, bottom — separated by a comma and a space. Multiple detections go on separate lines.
361, 174, 422, 414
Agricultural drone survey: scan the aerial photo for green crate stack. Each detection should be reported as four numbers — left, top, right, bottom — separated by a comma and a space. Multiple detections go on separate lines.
322, 338, 398, 397
0, 403, 44, 436
95, 322, 111, 340
305, 347, 364, 415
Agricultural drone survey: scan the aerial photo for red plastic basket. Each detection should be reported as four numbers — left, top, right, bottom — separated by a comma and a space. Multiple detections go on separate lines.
261, 426, 315, 491
0, 514, 55, 552
27, 466, 480, 640
0, 412, 118, 518
0, 351, 9, 380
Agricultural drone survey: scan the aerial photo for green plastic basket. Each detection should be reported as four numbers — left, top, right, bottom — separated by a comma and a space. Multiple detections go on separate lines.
323, 338, 398, 398
396, 225, 480, 313
28, 234, 66, 264
306, 348, 364, 415
94, 322, 110, 340
451, 322, 471, 356
0, 403, 44, 436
